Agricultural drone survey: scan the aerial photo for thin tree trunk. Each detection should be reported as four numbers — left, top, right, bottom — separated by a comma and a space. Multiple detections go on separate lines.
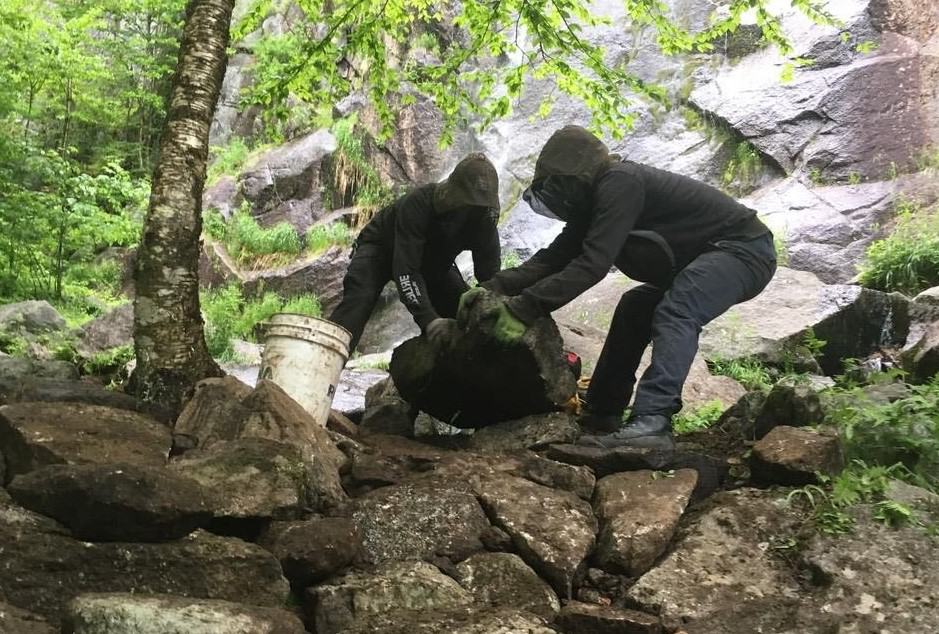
131, 0, 233, 414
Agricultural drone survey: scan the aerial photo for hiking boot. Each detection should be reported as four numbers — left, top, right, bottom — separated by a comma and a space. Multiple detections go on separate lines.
577, 414, 675, 451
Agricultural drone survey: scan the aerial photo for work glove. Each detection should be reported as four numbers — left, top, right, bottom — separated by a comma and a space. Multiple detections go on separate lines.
491, 302, 528, 344
425, 317, 461, 350
457, 287, 488, 323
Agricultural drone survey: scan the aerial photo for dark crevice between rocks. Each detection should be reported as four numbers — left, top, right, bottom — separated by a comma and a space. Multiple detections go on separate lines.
206, 517, 270, 543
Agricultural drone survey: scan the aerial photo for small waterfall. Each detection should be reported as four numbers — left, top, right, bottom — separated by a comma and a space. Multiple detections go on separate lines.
880, 303, 894, 346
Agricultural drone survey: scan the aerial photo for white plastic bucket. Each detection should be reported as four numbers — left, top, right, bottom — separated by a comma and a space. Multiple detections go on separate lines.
256, 313, 351, 427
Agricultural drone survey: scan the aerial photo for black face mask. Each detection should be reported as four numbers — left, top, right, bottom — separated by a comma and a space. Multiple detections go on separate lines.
522, 175, 588, 222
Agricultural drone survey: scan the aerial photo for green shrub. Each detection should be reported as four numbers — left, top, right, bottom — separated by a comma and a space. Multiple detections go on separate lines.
207, 138, 251, 183
307, 222, 353, 255
84, 344, 135, 376
205, 204, 303, 269
824, 378, 939, 490
673, 399, 725, 434
201, 284, 321, 360
707, 357, 773, 392
858, 202, 939, 295
328, 114, 394, 225
501, 250, 522, 269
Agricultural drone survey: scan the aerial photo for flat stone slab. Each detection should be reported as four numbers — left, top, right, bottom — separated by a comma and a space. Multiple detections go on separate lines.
351, 482, 490, 564
468, 412, 580, 452
593, 469, 698, 576
0, 402, 170, 484
556, 601, 663, 634
62, 593, 304, 634
455, 552, 560, 620
7, 463, 209, 542
0, 496, 288, 621
477, 475, 596, 597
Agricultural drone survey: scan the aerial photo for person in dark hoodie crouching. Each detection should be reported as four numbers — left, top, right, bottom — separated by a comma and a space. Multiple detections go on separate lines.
328, 153, 501, 354
461, 126, 776, 450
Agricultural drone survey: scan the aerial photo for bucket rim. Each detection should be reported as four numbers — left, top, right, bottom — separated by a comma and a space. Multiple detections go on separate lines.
260, 313, 353, 338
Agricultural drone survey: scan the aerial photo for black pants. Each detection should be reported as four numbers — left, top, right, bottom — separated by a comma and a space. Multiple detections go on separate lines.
585, 232, 777, 419
327, 244, 469, 353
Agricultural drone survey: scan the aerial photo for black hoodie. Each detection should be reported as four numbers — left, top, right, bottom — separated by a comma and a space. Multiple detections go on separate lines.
490, 126, 768, 323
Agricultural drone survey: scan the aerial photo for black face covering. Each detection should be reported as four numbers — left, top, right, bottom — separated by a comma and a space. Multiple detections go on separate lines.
522, 175, 588, 222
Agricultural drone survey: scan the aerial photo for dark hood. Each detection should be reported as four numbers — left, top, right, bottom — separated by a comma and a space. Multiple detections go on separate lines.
434, 153, 500, 214
533, 126, 613, 185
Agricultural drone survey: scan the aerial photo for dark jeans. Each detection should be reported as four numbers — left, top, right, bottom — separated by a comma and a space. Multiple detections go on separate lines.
585, 232, 777, 419
327, 244, 469, 353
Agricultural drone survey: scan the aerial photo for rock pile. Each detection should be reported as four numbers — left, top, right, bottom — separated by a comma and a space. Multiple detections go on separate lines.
2, 366, 936, 633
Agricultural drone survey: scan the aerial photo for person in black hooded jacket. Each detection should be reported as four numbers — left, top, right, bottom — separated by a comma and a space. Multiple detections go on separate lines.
463, 126, 776, 450
329, 153, 501, 353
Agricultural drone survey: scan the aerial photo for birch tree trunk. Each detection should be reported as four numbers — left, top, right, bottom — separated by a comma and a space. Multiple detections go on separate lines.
131, 0, 233, 414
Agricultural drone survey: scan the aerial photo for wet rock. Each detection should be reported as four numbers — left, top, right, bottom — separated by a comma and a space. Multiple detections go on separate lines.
76, 303, 133, 357
331, 368, 389, 416
352, 482, 490, 564
7, 463, 209, 542
0, 601, 54, 634
546, 444, 727, 503
5, 378, 144, 414
477, 474, 596, 596
359, 376, 415, 437
0, 301, 66, 334
627, 489, 804, 626
238, 129, 336, 233
750, 426, 844, 485
593, 470, 698, 576
169, 439, 309, 522
799, 506, 939, 632
0, 495, 288, 621
340, 605, 555, 634
241, 245, 350, 313
556, 601, 662, 634
258, 517, 360, 588
900, 320, 939, 383
701, 268, 910, 374
391, 290, 576, 428
0, 356, 79, 385
0, 402, 170, 484
308, 561, 473, 634
175, 379, 347, 512
753, 381, 826, 439
455, 552, 560, 620
515, 453, 596, 500
468, 412, 580, 452
62, 593, 305, 634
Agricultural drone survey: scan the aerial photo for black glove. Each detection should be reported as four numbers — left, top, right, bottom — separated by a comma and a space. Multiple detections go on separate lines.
425, 318, 461, 350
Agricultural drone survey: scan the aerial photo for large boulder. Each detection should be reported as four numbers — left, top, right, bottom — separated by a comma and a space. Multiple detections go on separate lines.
174, 379, 347, 512
749, 426, 844, 485
241, 245, 350, 313
169, 439, 310, 523
900, 320, 939, 382
258, 517, 361, 588
390, 290, 576, 427
0, 496, 288, 621
593, 469, 698, 577
351, 482, 490, 564
690, 2, 939, 182
626, 488, 805, 629
238, 129, 337, 232
476, 475, 597, 597
700, 267, 909, 374
308, 561, 473, 634
0, 301, 66, 335
62, 593, 304, 634
7, 463, 210, 542
0, 356, 79, 387
455, 552, 560, 620
76, 303, 133, 357
0, 402, 170, 484
742, 174, 938, 283
3, 378, 145, 414
752, 380, 827, 439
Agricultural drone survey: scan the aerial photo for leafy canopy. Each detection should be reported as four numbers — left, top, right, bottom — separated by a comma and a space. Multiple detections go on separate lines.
235, 0, 835, 143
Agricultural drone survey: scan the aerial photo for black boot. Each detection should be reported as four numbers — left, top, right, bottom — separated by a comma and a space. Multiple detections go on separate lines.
577, 414, 675, 450
577, 409, 623, 434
